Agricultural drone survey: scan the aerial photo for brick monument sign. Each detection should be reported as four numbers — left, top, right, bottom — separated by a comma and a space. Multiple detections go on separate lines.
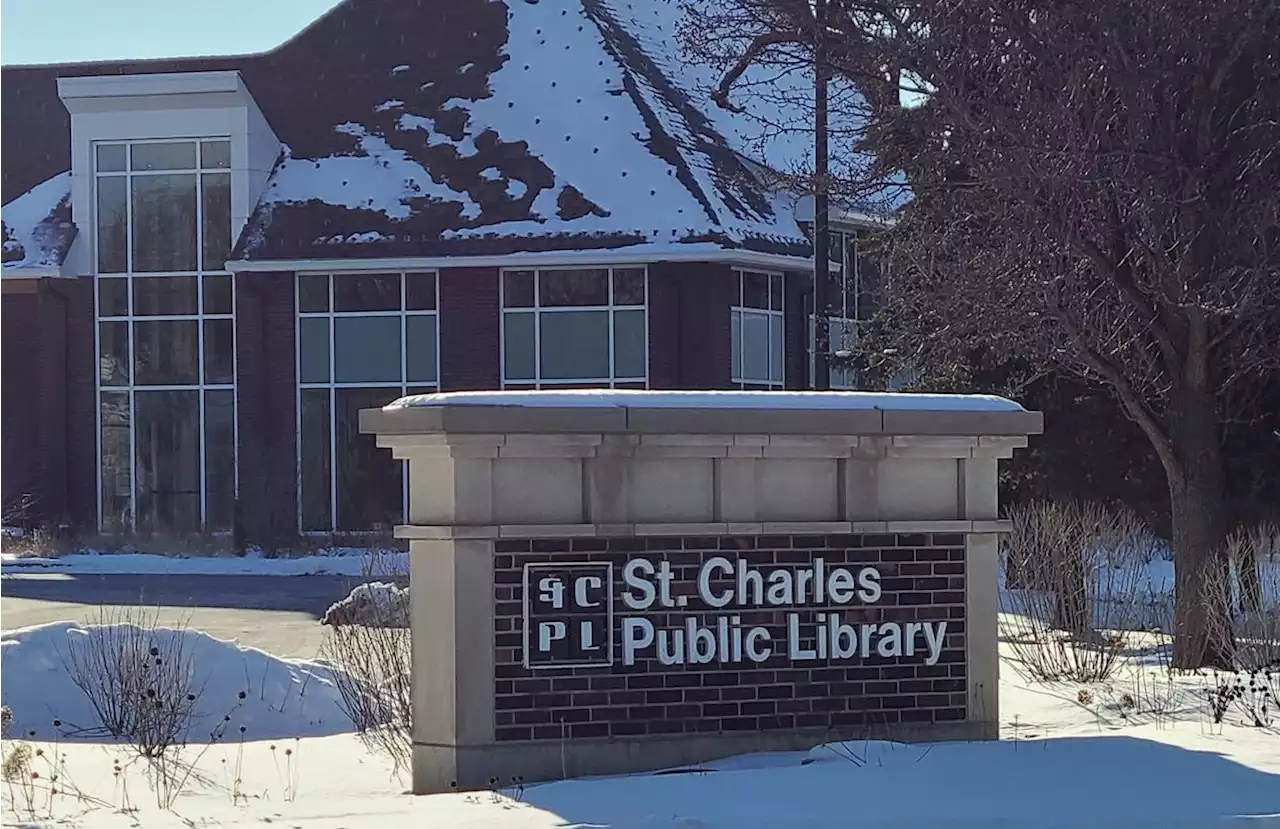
361, 390, 1041, 793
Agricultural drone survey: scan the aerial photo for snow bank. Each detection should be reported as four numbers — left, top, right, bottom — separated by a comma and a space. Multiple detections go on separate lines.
321, 582, 410, 628
516, 734, 1280, 828
0, 622, 352, 742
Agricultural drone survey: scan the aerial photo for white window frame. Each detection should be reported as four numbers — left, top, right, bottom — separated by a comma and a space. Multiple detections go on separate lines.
92, 137, 237, 534
731, 268, 786, 389
295, 271, 440, 534
810, 229, 869, 390
499, 266, 649, 388
808, 315, 859, 390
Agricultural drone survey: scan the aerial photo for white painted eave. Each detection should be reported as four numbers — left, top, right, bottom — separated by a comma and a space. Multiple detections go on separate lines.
224, 243, 837, 274
57, 71, 247, 111
0, 265, 67, 278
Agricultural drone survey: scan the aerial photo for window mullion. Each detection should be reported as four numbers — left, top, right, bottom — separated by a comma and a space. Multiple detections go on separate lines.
329, 276, 339, 533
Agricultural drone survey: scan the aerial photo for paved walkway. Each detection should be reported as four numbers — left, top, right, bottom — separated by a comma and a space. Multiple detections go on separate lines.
1, 572, 367, 658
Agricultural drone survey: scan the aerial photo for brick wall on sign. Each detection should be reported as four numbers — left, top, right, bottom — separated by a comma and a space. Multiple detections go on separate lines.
491, 533, 969, 742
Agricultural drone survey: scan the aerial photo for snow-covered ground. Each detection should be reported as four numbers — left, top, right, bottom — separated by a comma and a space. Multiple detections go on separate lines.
3, 620, 1278, 828
0, 548, 408, 578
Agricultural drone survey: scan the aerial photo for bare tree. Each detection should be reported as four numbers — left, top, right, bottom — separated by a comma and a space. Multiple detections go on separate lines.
685, 0, 1280, 668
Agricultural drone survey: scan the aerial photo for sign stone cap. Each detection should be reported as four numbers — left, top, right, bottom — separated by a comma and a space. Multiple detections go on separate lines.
360, 390, 1044, 437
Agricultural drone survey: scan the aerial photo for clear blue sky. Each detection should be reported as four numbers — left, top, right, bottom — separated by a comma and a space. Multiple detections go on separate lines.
1, 0, 343, 65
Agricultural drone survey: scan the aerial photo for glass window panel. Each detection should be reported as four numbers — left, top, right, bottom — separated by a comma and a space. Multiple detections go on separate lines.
613, 309, 646, 379
539, 269, 608, 307
405, 272, 437, 310
333, 316, 401, 383
298, 317, 331, 383
133, 320, 199, 385
99, 321, 130, 386
200, 140, 231, 169
405, 315, 438, 383
299, 389, 332, 531
741, 312, 771, 383
335, 388, 403, 531
204, 319, 235, 384
134, 390, 201, 533
503, 312, 535, 381
741, 271, 769, 309
730, 310, 742, 379
203, 275, 233, 315
769, 313, 784, 383
100, 391, 131, 533
96, 177, 128, 274
96, 144, 126, 172
503, 270, 534, 308
133, 276, 198, 315
201, 173, 231, 271
538, 310, 609, 379
770, 274, 784, 311
612, 268, 645, 305
131, 174, 198, 272
131, 142, 196, 171
98, 278, 129, 317
298, 274, 330, 313
204, 390, 235, 531
334, 273, 400, 312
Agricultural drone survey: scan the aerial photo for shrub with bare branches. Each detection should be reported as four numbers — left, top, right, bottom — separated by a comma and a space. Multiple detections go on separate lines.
321, 611, 412, 772
1203, 523, 1280, 672
1000, 500, 1163, 682
58, 607, 201, 758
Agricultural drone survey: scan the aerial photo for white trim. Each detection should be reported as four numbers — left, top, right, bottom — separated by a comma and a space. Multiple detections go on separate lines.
226, 245, 820, 274
0, 267, 68, 279
59, 71, 245, 103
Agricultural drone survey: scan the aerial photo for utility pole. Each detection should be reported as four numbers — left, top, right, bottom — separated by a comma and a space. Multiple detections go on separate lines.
812, 0, 831, 391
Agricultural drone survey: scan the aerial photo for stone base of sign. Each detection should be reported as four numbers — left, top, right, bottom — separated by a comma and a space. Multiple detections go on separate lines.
412, 720, 994, 794
361, 391, 1040, 794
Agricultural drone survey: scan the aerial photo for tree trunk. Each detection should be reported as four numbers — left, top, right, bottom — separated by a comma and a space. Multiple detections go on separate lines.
1167, 387, 1234, 669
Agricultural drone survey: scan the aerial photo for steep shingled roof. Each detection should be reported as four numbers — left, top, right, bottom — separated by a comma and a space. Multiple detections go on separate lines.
1, 172, 76, 275
0, 0, 827, 266
234, 0, 811, 261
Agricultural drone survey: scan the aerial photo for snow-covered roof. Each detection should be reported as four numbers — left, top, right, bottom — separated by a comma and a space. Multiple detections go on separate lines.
235, 0, 817, 262
1, 172, 75, 276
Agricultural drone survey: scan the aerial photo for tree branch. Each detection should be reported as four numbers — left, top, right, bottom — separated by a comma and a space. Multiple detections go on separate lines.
712, 30, 807, 113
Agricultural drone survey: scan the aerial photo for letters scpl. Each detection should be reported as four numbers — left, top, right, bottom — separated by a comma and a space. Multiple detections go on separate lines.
619, 556, 950, 668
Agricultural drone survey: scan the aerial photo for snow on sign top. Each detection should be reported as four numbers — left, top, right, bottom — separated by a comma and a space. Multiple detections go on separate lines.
387, 390, 1027, 412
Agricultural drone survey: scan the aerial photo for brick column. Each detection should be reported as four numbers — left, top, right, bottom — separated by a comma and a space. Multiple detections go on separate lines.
439, 266, 500, 391
235, 272, 298, 548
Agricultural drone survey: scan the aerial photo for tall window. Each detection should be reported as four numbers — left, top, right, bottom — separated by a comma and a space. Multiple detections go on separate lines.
731, 269, 785, 389
810, 229, 876, 389
296, 271, 439, 532
501, 267, 647, 388
95, 139, 234, 533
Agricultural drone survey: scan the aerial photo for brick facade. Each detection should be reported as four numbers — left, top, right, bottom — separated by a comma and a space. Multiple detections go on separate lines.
491, 533, 968, 742
0, 278, 95, 530
439, 266, 501, 390
647, 261, 734, 390
235, 272, 298, 547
